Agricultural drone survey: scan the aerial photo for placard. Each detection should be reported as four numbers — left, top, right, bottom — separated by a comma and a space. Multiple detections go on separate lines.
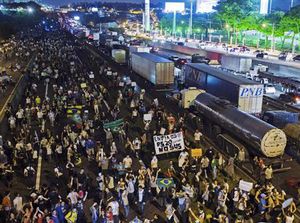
89, 74, 94, 79
143, 113, 152, 121
119, 82, 124, 87
80, 83, 87, 88
191, 148, 202, 158
282, 198, 293, 209
131, 82, 137, 87
159, 127, 166, 135
107, 71, 112, 76
239, 180, 253, 192
153, 132, 185, 155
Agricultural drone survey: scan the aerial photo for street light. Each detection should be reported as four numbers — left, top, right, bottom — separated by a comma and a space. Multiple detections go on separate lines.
27, 7, 33, 13
261, 22, 276, 51
225, 24, 232, 45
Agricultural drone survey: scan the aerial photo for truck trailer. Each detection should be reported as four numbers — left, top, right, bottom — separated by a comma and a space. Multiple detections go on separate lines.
221, 55, 252, 73
183, 63, 264, 113
131, 52, 174, 86
193, 92, 287, 158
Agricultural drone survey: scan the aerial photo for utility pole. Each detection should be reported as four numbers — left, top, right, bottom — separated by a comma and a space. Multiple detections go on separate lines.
290, 0, 294, 9
172, 10, 177, 37
144, 0, 150, 32
187, 0, 193, 39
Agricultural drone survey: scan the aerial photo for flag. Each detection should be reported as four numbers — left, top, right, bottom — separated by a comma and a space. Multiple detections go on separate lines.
103, 119, 124, 132
157, 178, 174, 189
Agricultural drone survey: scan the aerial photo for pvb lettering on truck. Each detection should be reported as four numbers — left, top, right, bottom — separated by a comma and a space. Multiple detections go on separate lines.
240, 87, 263, 97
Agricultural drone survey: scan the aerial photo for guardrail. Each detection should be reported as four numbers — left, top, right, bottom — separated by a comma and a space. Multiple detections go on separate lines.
263, 95, 300, 113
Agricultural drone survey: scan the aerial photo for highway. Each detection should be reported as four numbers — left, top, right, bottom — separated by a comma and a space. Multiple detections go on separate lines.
0, 29, 298, 222
154, 41, 300, 77
84, 41, 300, 219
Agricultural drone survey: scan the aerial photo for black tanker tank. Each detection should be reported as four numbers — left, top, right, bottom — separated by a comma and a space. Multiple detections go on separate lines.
193, 92, 287, 158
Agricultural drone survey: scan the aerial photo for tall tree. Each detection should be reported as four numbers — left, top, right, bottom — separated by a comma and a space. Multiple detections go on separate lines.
214, 0, 259, 44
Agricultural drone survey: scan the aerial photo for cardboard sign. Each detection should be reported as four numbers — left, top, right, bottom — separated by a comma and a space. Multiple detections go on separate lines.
80, 83, 87, 88
153, 132, 185, 155
191, 148, 202, 158
160, 127, 166, 135
239, 180, 253, 192
143, 113, 152, 121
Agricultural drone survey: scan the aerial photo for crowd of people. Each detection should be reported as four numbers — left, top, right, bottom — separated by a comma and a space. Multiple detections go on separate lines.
0, 18, 298, 223
0, 33, 36, 95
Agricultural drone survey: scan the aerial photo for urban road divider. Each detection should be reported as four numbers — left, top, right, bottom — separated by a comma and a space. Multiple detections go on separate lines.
83, 42, 300, 221
263, 95, 300, 113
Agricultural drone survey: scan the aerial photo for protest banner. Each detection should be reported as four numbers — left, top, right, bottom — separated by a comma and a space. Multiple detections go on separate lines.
153, 132, 185, 155
103, 119, 124, 132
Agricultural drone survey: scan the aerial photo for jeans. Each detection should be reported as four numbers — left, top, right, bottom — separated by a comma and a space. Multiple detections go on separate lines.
124, 205, 129, 217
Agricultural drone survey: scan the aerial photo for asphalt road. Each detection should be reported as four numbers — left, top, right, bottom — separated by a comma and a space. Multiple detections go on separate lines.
85, 41, 300, 219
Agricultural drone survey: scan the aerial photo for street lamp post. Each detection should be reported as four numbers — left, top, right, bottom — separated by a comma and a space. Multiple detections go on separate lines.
187, 0, 193, 39
291, 0, 294, 9
271, 23, 275, 52
172, 10, 177, 37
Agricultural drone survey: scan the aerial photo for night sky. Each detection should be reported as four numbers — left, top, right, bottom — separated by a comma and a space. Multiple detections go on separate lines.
42, 0, 300, 10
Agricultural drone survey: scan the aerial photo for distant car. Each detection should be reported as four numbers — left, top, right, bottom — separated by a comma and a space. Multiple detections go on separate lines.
293, 55, 300, 61
191, 54, 210, 64
279, 51, 288, 60
177, 42, 184, 46
260, 78, 269, 84
264, 84, 276, 94
169, 56, 179, 61
279, 92, 300, 104
229, 47, 239, 53
175, 58, 188, 68
238, 45, 250, 52
256, 51, 268, 59
150, 47, 159, 53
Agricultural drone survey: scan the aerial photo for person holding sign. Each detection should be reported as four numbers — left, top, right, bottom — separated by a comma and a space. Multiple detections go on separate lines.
178, 150, 189, 169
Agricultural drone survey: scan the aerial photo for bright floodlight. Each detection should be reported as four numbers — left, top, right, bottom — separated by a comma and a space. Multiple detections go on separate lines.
27, 7, 33, 13
74, 16, 80, 21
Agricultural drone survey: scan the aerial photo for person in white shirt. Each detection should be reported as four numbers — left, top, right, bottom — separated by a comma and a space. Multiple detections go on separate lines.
151, 155, 158, 171
108, 200, 119, 223
178, 150, 189, 169
13, 193, 23, 213
67, 189, 79, 206
123, 155, 132, 169
132, 137, 141, 158
194, 129, 203, 147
